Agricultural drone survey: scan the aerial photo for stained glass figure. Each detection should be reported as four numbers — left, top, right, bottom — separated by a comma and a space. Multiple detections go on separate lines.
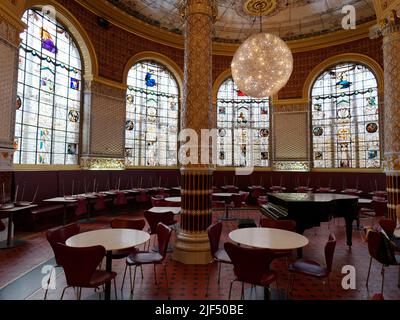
41, 28, 57, 54
70, 78, 80, 90
217, 77, 270, 167
311, 62, 380, 168
145, 72, 156, 87
15, 9, 82, 165
125, 60, 179, 166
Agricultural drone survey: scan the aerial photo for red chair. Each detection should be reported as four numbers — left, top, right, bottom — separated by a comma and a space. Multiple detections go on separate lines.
366, 230, 400, 294
224, 242, 277, 300
205, 222, 232, 296
114, 191, 127, 206
251, 187, 265, 200
379, 218, 396, 238
0, 220, 5, 232
110, 218, 147, 291
287, 234, 336, 298
45, 223, 80, 300
151, 195, 166, 207
136, 190, 149, 203
74, 197, 87, 217
296, 186, 312, 193
94, 194, 106, 211
144, 210, 177, 251
126, 223, 172, 297
56, 243, 117, 300
359, 197, 388, 226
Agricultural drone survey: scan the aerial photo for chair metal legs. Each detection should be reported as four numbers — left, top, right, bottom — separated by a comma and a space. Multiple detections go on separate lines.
164, 264, 170, 300
121, 264, 128, 291
205, 264, 211, 297
228, 280, 236, 300
154, 264, 158, 285
366, 256, 373, 287
60, 286, 71, 300
217, 262, 222, 284
381, 265, 385, 295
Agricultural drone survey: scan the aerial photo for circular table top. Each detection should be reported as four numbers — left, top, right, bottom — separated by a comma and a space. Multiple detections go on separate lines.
229, 227, 309, 250
148, 206, 181, 214
359, 198, 373, 204
66, 229, 150, 251
213, 193, 234, 197
165, 197, 181, 203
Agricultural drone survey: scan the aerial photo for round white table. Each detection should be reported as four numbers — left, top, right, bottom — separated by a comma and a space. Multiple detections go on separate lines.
229, 227, 309, 250
229, 227, 308, 300
66, 229, 150, 300
164, 197, 181, 203
213, 193, 236, 221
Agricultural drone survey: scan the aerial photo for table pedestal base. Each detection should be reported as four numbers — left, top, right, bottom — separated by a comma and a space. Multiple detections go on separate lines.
0, 239, 26, 249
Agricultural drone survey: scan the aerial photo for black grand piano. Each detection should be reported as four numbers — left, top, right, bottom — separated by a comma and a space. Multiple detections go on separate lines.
260, 193, 359, 250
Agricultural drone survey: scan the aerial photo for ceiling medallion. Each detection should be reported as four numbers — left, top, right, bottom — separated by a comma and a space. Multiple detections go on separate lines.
243, 0, 277, 16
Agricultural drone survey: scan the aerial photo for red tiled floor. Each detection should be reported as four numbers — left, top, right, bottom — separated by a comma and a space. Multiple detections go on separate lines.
1, 207, 400, 300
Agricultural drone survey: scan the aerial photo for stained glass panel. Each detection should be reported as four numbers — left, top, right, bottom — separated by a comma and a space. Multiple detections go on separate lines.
217, 78, 270, 167
15, 9, 82, 165
125, 61, 179, 166
311, 63, 380, 169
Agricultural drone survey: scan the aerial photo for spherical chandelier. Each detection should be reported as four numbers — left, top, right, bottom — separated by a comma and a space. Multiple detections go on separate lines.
231, 1, 293, 98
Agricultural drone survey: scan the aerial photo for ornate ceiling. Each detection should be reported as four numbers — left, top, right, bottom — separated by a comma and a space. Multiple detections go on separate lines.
105, 0, 376, 43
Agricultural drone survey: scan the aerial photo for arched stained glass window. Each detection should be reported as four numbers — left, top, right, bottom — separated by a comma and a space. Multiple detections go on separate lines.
217, 78, 270, 167
125, 61, 179, 166
14, 9, 82, 165
311, 63, 380, 169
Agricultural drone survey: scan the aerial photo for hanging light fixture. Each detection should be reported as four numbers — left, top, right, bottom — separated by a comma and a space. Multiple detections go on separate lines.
231, 0, 293, 98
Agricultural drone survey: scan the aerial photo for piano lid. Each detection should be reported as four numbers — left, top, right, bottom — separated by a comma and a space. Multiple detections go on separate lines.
267, 193, 359, 203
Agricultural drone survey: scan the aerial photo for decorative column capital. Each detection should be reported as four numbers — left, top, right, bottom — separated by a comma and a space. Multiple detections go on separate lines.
179, 0, 218, 22
0, 5, 26, 47
380, 10, 400, 37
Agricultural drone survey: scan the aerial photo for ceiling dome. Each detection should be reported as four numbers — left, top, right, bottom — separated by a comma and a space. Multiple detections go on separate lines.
106, 0, 376, 43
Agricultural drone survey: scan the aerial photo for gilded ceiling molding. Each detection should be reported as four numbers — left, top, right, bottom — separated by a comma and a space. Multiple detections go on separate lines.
302, 53, 384, 99
122, 51, 184, 99
23, 0, 99, 78
76, 0, 376, 56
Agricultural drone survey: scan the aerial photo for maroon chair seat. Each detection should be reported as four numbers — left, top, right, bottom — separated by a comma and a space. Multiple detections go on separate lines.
205, 222, 232, 296
56, 243, 117, 300
125, 223, 172, 297
288, 259, 328, 277
224, 242, 277, 300
287, 234, 336, 298
379, 218, 396, 238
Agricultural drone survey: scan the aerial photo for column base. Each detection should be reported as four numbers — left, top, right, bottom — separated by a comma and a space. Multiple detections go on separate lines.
172, 229, 211, 265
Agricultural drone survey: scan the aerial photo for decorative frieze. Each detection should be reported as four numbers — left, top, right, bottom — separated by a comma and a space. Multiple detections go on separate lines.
272, 161, 310, 172
80, 156, 125, 170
